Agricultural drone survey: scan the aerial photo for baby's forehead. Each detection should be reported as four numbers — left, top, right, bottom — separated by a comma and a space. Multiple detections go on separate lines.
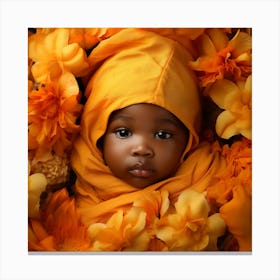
108, 103, 186, 127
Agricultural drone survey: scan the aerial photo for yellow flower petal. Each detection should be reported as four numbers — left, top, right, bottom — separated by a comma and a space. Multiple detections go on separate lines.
208, 76, 252, 139
206, 28, 229, 51
175, 188, 209, 219
28, 173, 47, 218
206, 213, 226, 250
61, 44, 89, 76
207, 79, 240, 109
229, 30, 252, 58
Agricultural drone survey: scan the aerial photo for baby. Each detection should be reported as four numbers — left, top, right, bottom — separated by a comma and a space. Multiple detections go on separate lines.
70, 28, 224, 228
100, 103, 189, 189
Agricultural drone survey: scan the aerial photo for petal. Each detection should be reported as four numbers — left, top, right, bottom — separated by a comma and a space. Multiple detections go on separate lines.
45, 28, 69, 56
28, 33, 50, 62
220, 185, 252, 251
61, 43, 89, 76
175, 188, 209, 219
208, 79, 241, 110
58, 72, 79, 98
31, 61, 62, 83
123, 207, 146, 234
229, 31, 252, 58
107, 210, 123, 229
29, 219, 49, 241
215, 110, 238, 139
206, 213, 226, 250
206, 28, 229, 51
242, 75, 252, 105
216, 110, 251, 139
195, 33, 217, 56
125, 231, 150, 251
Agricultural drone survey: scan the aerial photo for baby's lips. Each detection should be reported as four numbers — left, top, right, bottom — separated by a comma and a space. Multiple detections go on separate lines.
129, 168, 154, 178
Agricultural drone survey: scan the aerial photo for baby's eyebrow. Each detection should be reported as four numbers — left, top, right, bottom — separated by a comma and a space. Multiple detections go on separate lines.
109, 114, 135, 122
155, 118, 179, 127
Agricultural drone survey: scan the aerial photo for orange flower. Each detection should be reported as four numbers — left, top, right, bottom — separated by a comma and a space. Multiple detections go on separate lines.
220, 183, 252, 251
88, 207, 150, 251
207, 138, 252, 204
29, 188, 92, 251
28, 219, 56, 251
206, 138, 252, 251
155, 188, 226, 251
28, 72, 83, 161
132, 190, 170, 225
68, 28, 124, 49
29, 28, 90, 82
221, 137, 252, 177
189, 28, 251, 87
206, 75, 252, 140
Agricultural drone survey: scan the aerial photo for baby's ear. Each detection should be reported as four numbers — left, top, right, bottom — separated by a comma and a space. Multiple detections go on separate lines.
97, 136, 107, 165
97, 136, 104, 151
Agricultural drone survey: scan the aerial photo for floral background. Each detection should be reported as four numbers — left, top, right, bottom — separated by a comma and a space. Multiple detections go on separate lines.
28, 28, 252, 251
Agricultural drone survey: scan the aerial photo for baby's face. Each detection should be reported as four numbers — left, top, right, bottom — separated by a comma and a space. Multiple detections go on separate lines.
102, 103, 189, 188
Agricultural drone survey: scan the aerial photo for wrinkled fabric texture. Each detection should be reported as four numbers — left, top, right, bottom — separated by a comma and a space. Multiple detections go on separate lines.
70, 28, 226, 225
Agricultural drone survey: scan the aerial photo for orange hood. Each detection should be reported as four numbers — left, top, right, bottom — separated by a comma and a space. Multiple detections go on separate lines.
71, 29, 222, 224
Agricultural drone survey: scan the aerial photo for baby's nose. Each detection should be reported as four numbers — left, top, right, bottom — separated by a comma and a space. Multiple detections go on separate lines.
131, 139, 154, 157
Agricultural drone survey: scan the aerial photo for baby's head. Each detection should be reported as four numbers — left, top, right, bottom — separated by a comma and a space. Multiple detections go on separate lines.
72, 28, 202, 190
100, 103, 189, 188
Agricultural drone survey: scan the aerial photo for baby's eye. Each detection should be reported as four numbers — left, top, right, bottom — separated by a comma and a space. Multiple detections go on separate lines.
115, 128, 132, 138
155, 130, 172, 140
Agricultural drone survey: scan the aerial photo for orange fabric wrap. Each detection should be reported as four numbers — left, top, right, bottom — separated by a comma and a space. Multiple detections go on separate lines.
71, 29, 225, 225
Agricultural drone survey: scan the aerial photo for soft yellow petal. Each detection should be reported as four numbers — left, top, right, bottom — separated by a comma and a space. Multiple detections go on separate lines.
206, 28, 229, 51
175, 188, 209, 219
28, 173, 47, 218
106, 210, 123, 229
28, 33, 50, 62
123, 208, 147, 234
61, 44, 89, 76
229, 31, 252, 58
31, 61, 62, 83
195, 33, 217, 56
242, 75, 252, 105
208, 79, 240, 110
124, 231, 150, 251
45, 28, 69, 56
58, 72, 79, 98
216, 110, 251, 139
205, 213, 226, 250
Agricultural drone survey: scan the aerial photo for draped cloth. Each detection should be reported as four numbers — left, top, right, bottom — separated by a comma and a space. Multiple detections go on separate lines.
70, 28, 226, 226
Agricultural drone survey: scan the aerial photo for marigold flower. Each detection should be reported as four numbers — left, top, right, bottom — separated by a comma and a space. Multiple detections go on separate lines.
206, 138, 252, 250
88, 207, 150, 251
28, 72, 83, 161
28, 219, 56, 251
206, 75, 252, 140
207, 138, 251, 204
221, 137, 252, 177
29, 188, 91, 251
189, 28, 251, 87
29, 28, 90, 82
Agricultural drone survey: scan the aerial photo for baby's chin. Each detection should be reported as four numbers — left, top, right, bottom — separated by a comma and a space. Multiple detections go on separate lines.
123, 176, 166, 189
